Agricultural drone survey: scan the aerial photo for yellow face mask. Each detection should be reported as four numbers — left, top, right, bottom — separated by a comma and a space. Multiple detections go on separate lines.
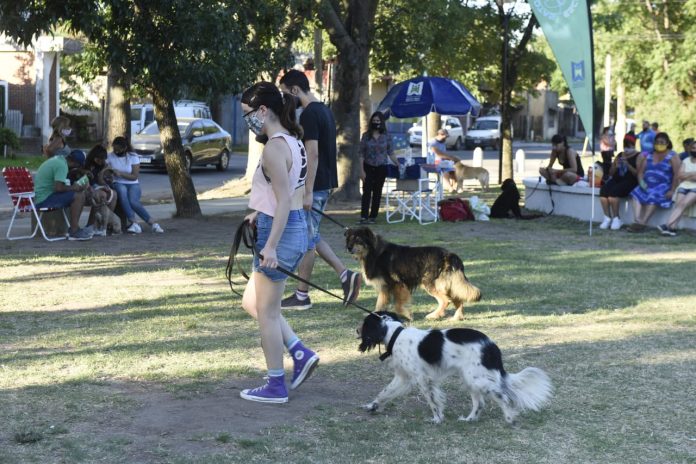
654, 143, 667, 152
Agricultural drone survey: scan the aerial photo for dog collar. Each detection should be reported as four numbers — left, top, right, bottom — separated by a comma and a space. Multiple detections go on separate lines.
379, 326, 404, 361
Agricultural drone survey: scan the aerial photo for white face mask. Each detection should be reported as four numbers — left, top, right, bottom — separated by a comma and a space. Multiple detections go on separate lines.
61, 128, 72, 137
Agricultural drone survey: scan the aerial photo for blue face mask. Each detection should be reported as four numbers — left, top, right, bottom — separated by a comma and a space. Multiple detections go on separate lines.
243, 109, 265, 136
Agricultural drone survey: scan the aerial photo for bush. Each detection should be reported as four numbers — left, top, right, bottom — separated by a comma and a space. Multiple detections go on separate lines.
0, 127, 21, 155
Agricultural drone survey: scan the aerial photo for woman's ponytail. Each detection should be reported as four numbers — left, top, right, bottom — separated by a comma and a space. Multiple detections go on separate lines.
280, 92, 303, 140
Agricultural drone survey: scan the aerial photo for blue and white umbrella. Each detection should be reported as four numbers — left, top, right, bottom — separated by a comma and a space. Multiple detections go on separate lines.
377, 76, 481, 119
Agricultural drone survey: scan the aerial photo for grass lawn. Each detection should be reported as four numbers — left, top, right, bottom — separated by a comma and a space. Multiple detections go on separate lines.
0, 205, 694, 464
0, 155, 45, 171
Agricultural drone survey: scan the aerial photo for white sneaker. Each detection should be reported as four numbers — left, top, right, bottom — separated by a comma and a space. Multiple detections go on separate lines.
92, 228, 107, 237
610, 217, 623, 230
127, 222, 142, 234
599, 216, 612, 229
151, 223, 164, 233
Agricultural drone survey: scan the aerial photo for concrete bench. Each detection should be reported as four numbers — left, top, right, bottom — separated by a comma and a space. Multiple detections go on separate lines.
522, 177, 696, 230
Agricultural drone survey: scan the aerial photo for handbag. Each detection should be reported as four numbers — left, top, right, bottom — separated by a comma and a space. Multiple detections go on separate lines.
438, 198, 474, 222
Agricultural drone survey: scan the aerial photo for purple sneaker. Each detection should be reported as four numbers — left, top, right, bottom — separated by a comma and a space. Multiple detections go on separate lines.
290, 347, 320, 390
240, 375, 288, 404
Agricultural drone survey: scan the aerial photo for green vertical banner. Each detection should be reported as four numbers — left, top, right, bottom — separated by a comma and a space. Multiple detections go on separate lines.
529, 0, 595, 139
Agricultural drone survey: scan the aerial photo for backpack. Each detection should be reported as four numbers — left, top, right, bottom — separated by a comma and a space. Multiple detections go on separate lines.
438, 198, 474, 222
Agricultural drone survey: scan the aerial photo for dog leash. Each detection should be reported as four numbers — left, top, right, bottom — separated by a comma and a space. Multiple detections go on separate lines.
310, 206, 350, 230
227, 220, 377, 316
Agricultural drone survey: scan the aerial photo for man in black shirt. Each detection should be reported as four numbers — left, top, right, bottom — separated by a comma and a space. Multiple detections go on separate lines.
279, 70, 361, 310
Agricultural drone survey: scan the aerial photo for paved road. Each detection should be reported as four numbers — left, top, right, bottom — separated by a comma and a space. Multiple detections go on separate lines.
2, 142, 576, 213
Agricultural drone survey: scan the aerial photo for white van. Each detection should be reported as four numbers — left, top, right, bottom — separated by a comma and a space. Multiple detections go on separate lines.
464, 115, 502, 150
130, 100, 211, 134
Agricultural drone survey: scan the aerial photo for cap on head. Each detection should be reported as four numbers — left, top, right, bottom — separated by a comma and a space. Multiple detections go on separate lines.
67, 149, 85, 167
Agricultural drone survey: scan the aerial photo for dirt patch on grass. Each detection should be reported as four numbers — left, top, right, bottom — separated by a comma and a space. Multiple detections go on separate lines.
80, 377, 374, 461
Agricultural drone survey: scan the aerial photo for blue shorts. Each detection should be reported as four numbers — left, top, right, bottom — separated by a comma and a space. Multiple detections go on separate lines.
305, 190, 331, 250
35, 191, 75, 209
253, 210, 308, 282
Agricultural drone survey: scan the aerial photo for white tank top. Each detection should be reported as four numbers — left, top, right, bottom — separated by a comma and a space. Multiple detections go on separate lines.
248, 132, 307, 217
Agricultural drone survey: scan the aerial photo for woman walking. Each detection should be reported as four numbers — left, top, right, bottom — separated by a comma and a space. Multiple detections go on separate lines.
239, 82, 318, 404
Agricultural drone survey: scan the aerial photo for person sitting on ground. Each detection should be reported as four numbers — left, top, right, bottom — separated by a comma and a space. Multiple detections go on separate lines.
107, 136, 164, 234
428, 128, 459, 191
42, 116, 73, 158
657, 139, 696, 236
628, 132, 681, 232
34, 149, 92, 241
599, 135, 640, 230
539, 134, 585, 186
83, 144, 118, 237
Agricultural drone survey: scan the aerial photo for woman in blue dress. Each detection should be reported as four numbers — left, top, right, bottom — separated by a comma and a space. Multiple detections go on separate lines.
628, 132, 681, 232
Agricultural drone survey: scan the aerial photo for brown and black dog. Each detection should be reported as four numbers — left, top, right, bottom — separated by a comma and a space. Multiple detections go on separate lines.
345, 227, 481, 320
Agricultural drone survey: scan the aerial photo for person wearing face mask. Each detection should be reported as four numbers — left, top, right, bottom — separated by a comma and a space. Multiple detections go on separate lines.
357, 111, 399, 224
238, 81, 319, 404
598, 135, 640, 230
106, 136, 163, 234
539, 134, 584, 186
658, 139, 696, 236
628, 132, 681, 232
42, 116, 73, 158
278, 69, 362, 311
428, 128, 460, 191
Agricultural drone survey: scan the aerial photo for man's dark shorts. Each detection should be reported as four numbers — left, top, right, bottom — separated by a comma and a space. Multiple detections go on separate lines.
35, 191, 75, 209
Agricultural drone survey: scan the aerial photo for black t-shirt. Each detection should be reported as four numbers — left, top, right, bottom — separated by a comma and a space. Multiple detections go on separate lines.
300, 102, 338, 191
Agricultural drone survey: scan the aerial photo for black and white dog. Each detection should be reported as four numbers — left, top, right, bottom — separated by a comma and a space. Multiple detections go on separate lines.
358, 312, 552, 424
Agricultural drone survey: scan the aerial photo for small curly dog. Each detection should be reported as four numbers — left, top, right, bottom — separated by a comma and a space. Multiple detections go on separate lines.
358, 311, 553, 425
345, 227, 481, 320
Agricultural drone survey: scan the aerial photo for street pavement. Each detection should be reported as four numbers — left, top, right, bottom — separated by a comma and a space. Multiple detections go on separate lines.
1, 141, 573, 238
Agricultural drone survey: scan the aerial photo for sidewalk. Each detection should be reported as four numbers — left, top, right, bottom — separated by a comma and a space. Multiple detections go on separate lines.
0, 197, 250, 239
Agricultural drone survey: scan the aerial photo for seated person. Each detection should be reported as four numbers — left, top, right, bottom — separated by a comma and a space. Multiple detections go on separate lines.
34, 149, 92, 241
679, 137, 694, 161
628, 132, 681, 232
539, 134, 584, 186
428, 128, 459, 191
83, 144, 118, 236
598, 135, 639, 230
658, 139, 696, 236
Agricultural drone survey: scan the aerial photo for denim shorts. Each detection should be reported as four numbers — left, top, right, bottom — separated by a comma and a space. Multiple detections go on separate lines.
253, 210, 308, 282
305, 190, 331, 250
36, 191, 75, 209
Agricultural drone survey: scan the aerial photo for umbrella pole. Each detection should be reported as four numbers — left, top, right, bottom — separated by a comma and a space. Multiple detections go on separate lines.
422, 116, 428, 160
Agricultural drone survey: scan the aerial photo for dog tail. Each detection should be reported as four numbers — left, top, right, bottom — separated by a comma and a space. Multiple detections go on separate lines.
503, 367, 553, 412
446, 255, 481, 302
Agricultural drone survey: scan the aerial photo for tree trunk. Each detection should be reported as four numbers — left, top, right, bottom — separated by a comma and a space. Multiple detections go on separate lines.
105, 67, 130, 148
498, 7, 537, 183
151, 89, 201, 217
314, 27, 324, 98
615, 79, 626, 153
317, 0, 378, 202
427, 112, 440, 141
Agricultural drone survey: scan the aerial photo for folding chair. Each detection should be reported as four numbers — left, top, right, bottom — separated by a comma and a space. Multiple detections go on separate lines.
385, 157, 438, 225
2, 167, 69, 241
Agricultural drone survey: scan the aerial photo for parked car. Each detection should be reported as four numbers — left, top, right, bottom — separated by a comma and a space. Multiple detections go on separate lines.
132, 118, 232, 172
464, 115, 502, 150
130, 100, 212, 134
407, 116, 464, 150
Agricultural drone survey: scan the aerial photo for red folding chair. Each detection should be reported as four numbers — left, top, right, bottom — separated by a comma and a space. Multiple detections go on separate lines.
2, 167, 69, 241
